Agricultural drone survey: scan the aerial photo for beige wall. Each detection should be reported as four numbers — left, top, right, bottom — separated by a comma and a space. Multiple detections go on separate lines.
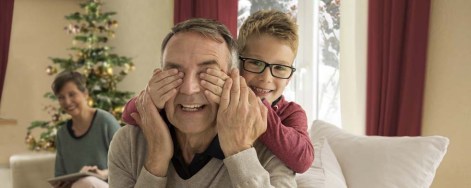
0, 0, 173, 166
422, 0, 471, 187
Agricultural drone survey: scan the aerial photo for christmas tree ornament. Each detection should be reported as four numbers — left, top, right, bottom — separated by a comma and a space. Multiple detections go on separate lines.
52, 114, 60, 122
112, 20, 118, 28
129, 63, 135, 71
87, 97, 94, 107
46, 65, 58, 75
112, 106, 124, 115
106, 67, 113, 75
82, 68, 90, 75
95, 66, 105, 76
108, 31, 115, 38
25, 132, 33, 144
42, 141, 52, 150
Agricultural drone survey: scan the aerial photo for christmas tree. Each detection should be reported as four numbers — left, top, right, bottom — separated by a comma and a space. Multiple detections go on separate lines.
25, 0, 134, 151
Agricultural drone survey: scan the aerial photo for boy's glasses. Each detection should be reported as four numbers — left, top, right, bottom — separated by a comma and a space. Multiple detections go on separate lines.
239, 56, 296, 79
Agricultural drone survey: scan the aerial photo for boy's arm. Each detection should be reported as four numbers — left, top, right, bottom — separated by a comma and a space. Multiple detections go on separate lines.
122, 97, 138, 125
259, 100, 314, 173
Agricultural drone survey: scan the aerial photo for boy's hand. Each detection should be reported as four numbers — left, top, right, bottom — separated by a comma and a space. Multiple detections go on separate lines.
216, 69, 268, 157
147, 68, 184, 110
200, 68, 229, 104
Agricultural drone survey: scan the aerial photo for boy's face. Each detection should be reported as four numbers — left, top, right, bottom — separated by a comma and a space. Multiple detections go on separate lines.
240, 34, 296, 104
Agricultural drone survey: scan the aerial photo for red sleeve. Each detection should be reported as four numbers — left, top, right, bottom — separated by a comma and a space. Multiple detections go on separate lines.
259, 100, 314, 173
121, 97, 139, 126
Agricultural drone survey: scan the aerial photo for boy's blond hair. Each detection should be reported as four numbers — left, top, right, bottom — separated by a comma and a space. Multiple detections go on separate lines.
238, 10, 298, 55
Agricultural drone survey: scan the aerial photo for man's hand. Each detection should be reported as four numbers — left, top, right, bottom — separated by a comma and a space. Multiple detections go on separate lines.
201, 68, 229, 104
147, 68, 184, 110
131, 89, 174, 177
217, 68, 268, 157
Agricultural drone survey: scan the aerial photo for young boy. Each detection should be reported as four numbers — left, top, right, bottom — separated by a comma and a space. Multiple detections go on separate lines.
122, 10, 313, 173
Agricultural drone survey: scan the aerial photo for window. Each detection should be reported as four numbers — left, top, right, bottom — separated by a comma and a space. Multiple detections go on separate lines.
238, 0, 342, 127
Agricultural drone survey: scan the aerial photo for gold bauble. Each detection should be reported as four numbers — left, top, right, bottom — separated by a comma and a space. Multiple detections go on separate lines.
112, 20, 118, 28
113, 106, 124, 114
77, 52, 84, 58
25, 133, 33, 144
43, 142, 52, 149
52, 114, 60, 122
82, 68, 90, 76
96, 66, 105, 76
106, 67, 113, 75
46, 66, 57, 75
112, 106, 124, 117
129, 64, 135, 71
87, 98, 94, 106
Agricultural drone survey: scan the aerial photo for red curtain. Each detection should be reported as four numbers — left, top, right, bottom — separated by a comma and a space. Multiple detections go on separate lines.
0, 0, 15, 103
174, 0, 238, 36
366, 0, 431, 136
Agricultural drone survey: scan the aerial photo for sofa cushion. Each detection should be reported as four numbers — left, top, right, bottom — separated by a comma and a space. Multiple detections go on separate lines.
296, 137, 347, 188
310, 120, 449, 188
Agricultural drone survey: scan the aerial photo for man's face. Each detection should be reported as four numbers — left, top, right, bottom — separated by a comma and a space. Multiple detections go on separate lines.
240, 34, 296, 103
163, 32, 230, 135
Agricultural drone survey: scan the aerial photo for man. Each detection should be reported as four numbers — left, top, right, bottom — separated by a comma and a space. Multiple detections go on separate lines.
108, 18, 296, 187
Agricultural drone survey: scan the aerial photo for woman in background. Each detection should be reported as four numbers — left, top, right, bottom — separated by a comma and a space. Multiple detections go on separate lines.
52, 71, 120, 188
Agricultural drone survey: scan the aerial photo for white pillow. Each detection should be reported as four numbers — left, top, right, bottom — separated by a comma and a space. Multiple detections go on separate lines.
311, 120, 449, 188
296, 137, 347, 188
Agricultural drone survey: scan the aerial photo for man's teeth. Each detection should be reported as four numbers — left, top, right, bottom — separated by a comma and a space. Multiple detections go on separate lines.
181, 104, 203, 111
253, 87, 271, 94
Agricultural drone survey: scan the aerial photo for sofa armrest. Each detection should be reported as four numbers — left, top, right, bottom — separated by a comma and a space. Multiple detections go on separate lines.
10, 153, 56, 188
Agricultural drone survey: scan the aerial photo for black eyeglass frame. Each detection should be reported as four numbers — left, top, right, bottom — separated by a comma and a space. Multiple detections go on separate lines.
239, 56, 296, 79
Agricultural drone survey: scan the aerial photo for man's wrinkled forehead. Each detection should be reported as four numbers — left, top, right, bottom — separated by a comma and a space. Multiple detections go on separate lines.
162, 31, 230, 72
164, 60, 221, 71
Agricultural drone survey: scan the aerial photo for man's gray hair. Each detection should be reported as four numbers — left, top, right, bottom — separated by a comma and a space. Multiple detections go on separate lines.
161, 18, 238, 69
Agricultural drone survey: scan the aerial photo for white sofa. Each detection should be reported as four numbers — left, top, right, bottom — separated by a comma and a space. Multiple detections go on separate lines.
10, 120, 449, 188
297, 120, 449, 188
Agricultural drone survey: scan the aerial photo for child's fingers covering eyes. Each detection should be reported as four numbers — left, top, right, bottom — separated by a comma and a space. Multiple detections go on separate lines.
201, 80, 223, 97
204, 90, 221, 104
